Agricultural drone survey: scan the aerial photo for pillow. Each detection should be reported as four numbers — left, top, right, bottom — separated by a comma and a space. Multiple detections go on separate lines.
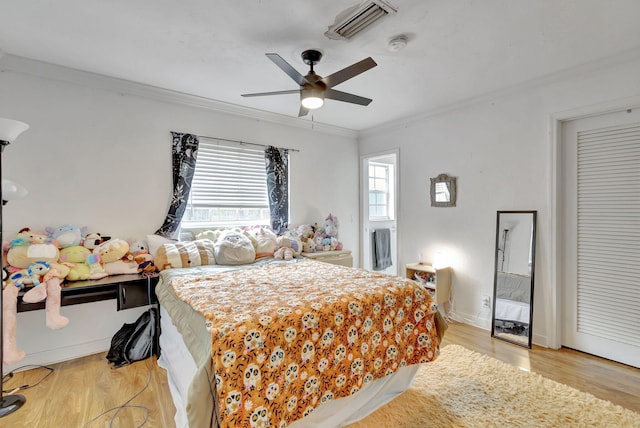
214, 231, 256, 265
147, 234, 177, 259
155, 239, 216, 270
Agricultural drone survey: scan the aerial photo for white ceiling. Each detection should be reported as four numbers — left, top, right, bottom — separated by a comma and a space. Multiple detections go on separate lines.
1, 0, 640, 131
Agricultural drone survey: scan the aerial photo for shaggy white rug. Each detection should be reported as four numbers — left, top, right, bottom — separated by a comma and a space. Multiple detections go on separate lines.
347, 344, 640, 427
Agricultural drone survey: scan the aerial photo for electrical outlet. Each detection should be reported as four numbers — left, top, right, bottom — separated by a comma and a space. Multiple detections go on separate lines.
482, 295, 491, 308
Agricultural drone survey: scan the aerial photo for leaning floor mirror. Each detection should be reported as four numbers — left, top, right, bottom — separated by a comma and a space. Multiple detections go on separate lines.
491, 210, 537, 348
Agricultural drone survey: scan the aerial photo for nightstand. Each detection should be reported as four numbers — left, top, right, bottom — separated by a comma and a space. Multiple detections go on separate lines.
406, 262, 451, 306
300, 250, 353, 267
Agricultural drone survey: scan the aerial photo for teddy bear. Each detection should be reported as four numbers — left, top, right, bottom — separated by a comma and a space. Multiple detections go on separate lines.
273, 236, 295, 260
128, 239, 158, 275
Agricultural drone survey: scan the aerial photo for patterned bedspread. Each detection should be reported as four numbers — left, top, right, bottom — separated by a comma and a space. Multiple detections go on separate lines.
168, 259, 441, 428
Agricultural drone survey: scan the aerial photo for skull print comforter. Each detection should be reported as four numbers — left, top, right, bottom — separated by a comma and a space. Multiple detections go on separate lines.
162, 259, 441, 428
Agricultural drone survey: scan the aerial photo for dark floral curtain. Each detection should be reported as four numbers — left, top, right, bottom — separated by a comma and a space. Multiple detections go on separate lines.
155, 132, 199, 238
264, 145, 289, 234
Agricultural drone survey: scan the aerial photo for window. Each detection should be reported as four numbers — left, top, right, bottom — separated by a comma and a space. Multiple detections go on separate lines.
368, 162, 393, 220
181, 140, 270, 228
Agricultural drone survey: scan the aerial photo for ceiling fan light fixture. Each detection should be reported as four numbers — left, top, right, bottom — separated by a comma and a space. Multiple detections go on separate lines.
301, 87, 325, 109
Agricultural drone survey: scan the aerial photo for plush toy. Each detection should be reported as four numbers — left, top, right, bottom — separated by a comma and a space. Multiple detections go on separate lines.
96, 239, 138, 275
8, 260, 50, 288
295, 224, 315, 241
195, 229, 221, 242
6, 228, 60, 269
252, 227, 278, 258
3, 260, 70, 364
59, 245, 92, 263
128, 240, 157, 275
83, 232, 110, 250
323, 213, 343, 250
59, 245, 107, 281
10, 227, 54, 247
45, 224, 86, 248
324, 213, 340, 239
314, 232, 325, 252
301, 237, 315, 253
273, 236, 295, 261
94, 238, 129, 263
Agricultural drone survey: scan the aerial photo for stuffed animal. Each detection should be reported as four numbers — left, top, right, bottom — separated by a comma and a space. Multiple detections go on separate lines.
9, 227, 54, 247
59, 245, 107, 281
45, 224, 86, 248
273, 236, 295, 261
128, 240, 157, 274
3, 260, 70, 364
94, 239, 129, 263
96, 239, 138, 275
8, 260, 51, 288
253, 227, 278, 258
195, 229, 221, 242
83, 232, 110, 250
323, 213, 339, 239
323, 214, 343, 250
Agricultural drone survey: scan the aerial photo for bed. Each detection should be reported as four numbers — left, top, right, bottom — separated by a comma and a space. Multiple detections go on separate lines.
155, 258, 443, 428
494, 272, 531, 335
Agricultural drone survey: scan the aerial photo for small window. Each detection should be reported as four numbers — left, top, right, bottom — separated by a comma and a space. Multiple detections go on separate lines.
181, 140, 272, 228
368, 162, 393, 220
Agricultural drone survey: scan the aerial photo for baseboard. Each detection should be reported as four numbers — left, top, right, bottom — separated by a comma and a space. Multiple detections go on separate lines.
449, 310, 549, 348
449, 310, 492, 331
5, 337, 111, 372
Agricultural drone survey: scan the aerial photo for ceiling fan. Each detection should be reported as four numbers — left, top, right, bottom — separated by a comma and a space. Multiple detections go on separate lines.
241, 49, 377, 117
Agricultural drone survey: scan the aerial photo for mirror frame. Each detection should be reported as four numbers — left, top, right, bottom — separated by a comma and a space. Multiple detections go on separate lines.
491, 210, 537, 348
430, 173, 457, 207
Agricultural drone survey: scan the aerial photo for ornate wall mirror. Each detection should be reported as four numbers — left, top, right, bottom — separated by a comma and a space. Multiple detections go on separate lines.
430, 173, 457, 207
491, 210, 537, 348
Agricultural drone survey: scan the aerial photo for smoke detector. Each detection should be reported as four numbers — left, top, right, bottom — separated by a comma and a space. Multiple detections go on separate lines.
387, 35, 408, 52
325, 0, 398, 41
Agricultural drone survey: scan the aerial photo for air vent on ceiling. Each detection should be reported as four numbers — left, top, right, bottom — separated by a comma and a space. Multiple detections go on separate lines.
325, 0, 398, 41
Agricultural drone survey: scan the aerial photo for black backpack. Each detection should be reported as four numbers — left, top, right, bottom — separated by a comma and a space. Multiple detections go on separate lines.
106, 308, 158, 368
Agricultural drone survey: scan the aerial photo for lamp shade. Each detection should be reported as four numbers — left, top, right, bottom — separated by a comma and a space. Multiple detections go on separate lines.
0, 118, 29, 143
2, 179, 28, 201
300, 87, 324, 109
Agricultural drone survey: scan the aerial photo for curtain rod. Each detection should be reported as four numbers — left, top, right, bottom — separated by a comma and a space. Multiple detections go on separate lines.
198, 135, 300, 153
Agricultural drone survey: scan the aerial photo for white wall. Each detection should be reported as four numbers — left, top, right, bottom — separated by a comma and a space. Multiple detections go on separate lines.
0, 57, 359, 369
359, 54, 640, 346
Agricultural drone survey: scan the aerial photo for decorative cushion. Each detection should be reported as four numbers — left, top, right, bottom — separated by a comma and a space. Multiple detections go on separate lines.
214, 232, 256, 265
155, 239, 216, 270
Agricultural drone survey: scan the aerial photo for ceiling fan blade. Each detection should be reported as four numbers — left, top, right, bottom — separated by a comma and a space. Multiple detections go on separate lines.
298, 105, 310, 117
320, 57, 377, 88
266, 53, 309, 86
325, 88, 373, 106
241, 89, 301, 97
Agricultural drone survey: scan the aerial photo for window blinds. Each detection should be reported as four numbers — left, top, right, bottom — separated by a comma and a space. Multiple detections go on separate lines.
576, 123, 640, 346
189, 140, 268, 209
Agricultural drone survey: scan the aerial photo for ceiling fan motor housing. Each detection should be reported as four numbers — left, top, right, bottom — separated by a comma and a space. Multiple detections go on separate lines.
301, 49, 323, 66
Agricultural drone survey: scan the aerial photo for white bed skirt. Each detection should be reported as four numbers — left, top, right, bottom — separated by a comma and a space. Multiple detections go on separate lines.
495, 298, 530, 324
158, 306, 419, 428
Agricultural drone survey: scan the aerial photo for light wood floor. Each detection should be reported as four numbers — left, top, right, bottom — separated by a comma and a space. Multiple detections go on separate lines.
3, 322, 639, 427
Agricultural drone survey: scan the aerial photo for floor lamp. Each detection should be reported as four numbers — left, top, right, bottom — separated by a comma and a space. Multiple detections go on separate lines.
0, 117, 30, 418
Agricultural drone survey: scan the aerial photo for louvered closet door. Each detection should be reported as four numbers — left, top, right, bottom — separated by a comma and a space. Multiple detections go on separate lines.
561, 109, 640, 368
